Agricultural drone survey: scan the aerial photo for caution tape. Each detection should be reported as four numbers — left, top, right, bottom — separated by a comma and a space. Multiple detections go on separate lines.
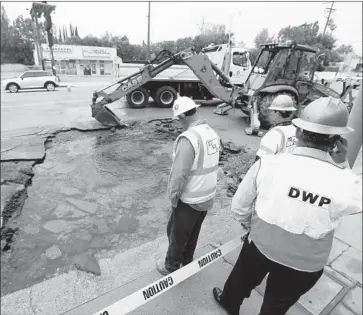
88, 234, 246, 315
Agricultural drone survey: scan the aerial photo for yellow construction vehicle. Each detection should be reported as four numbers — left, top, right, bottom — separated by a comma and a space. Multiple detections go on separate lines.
91, 48, 245, 126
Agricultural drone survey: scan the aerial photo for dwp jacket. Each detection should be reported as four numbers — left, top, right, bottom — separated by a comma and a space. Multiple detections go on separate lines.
232, 147, 362, 272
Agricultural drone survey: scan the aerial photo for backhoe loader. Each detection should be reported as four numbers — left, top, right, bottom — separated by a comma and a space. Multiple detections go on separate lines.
90, 42, 345, 129
91, 48, 245, 126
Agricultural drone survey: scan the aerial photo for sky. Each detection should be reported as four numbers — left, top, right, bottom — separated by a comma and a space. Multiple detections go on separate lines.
2, 1, 362, 55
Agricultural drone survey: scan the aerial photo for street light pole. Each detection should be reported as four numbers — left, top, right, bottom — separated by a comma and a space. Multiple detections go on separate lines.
147, 1, 151, 60
228, 12, 241, 47
33, 14, 45, 70
30, 2, 56, 75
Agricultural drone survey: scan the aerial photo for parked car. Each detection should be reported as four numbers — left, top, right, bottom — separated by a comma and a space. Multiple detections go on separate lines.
3, 70, 59, 93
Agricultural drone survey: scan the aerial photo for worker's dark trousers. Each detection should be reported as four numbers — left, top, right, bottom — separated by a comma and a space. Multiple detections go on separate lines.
219, 237, 324, 315
165, 201, 207, 271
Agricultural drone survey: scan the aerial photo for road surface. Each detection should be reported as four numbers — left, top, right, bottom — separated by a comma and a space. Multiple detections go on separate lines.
1, 85, 262, 148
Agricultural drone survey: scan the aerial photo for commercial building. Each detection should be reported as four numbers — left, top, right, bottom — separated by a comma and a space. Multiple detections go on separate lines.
33, 44, 117, 76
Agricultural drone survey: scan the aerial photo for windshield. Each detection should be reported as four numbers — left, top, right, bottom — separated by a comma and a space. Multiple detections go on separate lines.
284, 50, 299, 79
253, 50, 272, 74
298, 51, 316, 81
232, 52, 248, 67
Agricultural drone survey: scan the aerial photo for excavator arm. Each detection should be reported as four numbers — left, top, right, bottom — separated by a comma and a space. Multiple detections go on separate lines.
90, 48, 245, 126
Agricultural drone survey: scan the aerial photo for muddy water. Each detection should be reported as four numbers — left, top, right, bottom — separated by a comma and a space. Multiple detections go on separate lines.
1, 124, 176, 295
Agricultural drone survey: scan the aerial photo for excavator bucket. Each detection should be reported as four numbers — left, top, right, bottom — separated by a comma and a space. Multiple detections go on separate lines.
91, 103, 121, 127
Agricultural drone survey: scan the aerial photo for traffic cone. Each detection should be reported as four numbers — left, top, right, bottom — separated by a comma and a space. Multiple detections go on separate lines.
67, 85, 71, 92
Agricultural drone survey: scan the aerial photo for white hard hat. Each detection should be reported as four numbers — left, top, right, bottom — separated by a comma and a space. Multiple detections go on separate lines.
269, 94, 297, 111
172, 96, 200, 119
292, 96, 353, 135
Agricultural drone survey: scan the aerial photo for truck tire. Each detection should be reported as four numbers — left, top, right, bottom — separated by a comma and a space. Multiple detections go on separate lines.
154, 86, 177, 108
126, 87, 149, 109
258, 93, 297, 129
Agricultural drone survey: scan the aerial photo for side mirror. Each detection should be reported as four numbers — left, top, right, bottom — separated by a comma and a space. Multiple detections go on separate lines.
316, 53, 325, 63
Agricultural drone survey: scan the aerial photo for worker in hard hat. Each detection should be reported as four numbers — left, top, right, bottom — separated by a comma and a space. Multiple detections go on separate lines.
255, 95, 350, 168
255, 94, 299, 160
212, 96, 362, 315
156, 96, 221, 275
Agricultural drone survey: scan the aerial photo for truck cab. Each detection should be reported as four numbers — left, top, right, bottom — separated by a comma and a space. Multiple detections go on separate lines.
203, 44, 251, 85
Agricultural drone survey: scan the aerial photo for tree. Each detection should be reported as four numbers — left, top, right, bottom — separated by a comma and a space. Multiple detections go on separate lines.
175, 37, 194, 52
13, 15, 46, 43
1, 9, 42, 65
70, 23, 73, 37
1, 5, 11, 63
254, 28, 274, 48
277, 21, 338, 65
335, 44, 354, 55
278, 22, 320, 46
248, 48, 260, 65
75, 26, 79, 37
194, 22, 229, 51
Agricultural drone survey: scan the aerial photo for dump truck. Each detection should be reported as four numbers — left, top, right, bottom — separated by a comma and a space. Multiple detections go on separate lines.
91, 47, 246, 126
111, 44, 251, 108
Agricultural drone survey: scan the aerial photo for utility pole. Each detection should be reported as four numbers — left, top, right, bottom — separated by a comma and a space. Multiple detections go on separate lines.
147, 1, 151, 60
346, 85, 362, 168
323, 2, 335, 35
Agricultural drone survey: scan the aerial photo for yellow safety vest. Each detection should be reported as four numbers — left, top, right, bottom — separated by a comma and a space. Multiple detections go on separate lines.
256, 124, 297, 157
172, 124, 220, 204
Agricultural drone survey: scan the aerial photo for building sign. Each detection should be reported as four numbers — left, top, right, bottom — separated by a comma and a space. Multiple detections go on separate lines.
82, 47, 111, 57
42, 45, 73, 53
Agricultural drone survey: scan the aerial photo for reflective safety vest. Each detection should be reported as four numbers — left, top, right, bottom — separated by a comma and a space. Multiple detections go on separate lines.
250, 150, 362, 271
256, 124, 297, 157
172, 123, 220, 204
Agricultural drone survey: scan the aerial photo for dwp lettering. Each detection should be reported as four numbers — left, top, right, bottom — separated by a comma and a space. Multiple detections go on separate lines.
288, 187, 331, 207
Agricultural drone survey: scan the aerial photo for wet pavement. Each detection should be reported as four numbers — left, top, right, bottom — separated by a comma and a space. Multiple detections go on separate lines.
1, 122, 181, 295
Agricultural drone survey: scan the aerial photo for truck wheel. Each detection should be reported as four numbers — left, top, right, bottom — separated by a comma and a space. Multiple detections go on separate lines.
258, 93, 297, 129
155, 86, 177, 108
126, 87, 149, 109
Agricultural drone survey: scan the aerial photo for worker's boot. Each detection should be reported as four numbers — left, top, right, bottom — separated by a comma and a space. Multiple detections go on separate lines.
212, 287, 239, 315
156, 259, 175, 275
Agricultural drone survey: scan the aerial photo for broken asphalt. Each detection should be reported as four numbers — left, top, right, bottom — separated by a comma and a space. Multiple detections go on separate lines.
1, 106, 361, 315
